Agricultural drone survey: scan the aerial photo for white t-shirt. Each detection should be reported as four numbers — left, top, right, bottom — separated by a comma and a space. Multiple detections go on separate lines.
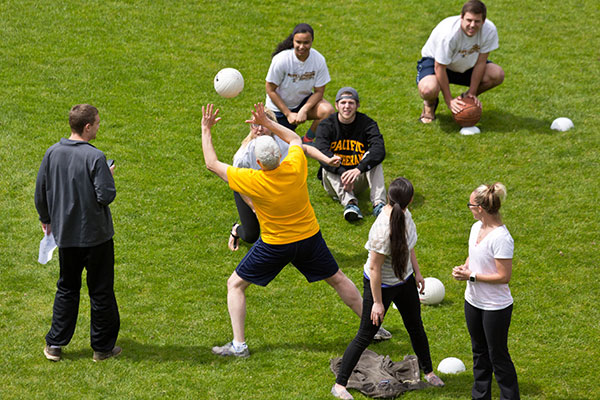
232, 135, 289, 170
363, 208, 417, 286
421, 16, 499, 73
265, 48, 331, 112
464, 221, 514, 310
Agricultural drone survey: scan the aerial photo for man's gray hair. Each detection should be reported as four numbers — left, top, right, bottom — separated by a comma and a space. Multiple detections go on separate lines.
254, 135, 281, 170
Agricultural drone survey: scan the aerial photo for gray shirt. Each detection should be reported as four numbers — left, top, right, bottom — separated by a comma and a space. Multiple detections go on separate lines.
35, 138, 115, 247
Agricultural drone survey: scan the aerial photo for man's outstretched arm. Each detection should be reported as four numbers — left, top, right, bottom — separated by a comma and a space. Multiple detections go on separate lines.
201, 103, 230, 182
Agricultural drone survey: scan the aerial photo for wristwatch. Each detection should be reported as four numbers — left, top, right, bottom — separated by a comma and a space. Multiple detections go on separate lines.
469, 272, 477, 282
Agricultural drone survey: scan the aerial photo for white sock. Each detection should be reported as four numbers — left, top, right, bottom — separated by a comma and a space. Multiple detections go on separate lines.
49, 345, 61, 349
231, 340, 247, 351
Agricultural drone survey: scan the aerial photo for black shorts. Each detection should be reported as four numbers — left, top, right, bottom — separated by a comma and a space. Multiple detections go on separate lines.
274, 94, 312, 131
235, 230, 339, 287
416, 57, 493, 86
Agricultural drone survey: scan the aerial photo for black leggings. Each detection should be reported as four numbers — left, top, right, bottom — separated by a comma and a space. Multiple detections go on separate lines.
465, 301, 520, 400
233, 191, 260, 243
336, 275, 434, 386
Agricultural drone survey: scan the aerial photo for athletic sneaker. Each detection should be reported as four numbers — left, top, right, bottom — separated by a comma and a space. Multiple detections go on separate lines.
331, 384, 354, 399
44, 345, 61, 362
344, 204, 363, 222
425, 372, 445, 387
93, 346, 122, 362
211, 341, 250, 358
374, 326, 392, 341
373, 203, 385, 217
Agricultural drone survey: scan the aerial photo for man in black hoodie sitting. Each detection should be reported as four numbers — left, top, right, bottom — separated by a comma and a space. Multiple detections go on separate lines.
315, 87, 387, 222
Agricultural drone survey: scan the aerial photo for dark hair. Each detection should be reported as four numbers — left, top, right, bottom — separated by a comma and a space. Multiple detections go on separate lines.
69, 104, 98, 134
461, 0, 487, 20
388, 177, 414, 280
272, 23, 314, 57
472, 182, 507, 215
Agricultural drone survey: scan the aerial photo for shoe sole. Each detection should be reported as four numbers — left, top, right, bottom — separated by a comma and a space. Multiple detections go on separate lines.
44, 347, 61, 362
93, 347, 122, 362
211, 349, 250, 358
373, 334, 392, 341
344, 212, 363, 222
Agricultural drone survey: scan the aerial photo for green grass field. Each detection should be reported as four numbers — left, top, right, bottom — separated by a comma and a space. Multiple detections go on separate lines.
1, 0, 598, 399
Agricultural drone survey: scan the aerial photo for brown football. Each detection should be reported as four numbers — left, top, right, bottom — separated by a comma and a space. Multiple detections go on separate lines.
453, 97, 482, 127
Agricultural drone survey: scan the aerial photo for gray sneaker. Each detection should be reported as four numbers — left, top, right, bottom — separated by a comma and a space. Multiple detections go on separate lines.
93, 346, 122, 362
344, 204, 363, 222
373, 203, 385, 217
212, 341, 250, 358
44, 345, 61, 361
374, 326, 392, 341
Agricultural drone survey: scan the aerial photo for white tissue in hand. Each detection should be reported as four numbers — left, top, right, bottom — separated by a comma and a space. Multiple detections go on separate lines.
38, 233, 57, 264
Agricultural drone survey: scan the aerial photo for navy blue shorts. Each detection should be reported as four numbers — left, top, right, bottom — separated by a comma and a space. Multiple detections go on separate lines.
274, 94, 312, 131
416, 57, 493, 86
235, 230, 339, 287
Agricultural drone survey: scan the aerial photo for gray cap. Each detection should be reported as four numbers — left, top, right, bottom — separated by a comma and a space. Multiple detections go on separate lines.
335, 87, 359, 103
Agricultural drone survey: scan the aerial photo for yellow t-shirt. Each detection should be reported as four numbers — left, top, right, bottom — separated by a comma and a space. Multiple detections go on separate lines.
227, 145, 320, 245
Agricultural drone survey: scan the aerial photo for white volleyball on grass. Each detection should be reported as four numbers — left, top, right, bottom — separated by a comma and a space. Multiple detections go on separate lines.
550, 117, 574, 132
419, 277, 445, 305
214, 68, 244, 98
437, 357, 466, 374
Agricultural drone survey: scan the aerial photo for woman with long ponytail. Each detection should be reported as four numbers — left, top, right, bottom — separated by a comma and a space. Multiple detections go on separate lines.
331, 178, 444, 400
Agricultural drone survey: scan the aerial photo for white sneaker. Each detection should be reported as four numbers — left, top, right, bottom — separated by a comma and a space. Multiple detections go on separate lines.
211, 341, 249, 358
331, 384, 354, 399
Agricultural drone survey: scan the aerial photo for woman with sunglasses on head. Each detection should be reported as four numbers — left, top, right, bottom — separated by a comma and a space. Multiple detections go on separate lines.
265, 23, 335, 144
452, 182, 520, 400
228, 107, 340, 251
331, 177, 444, 400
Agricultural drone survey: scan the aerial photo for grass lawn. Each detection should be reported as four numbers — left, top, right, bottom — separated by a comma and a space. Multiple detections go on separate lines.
1, 0, 598, 399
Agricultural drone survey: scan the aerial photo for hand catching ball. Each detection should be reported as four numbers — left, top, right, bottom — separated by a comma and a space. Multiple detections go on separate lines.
453, 97, 482, 127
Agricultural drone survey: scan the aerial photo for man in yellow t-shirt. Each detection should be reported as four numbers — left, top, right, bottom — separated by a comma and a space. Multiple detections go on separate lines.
200, 103, 391, 358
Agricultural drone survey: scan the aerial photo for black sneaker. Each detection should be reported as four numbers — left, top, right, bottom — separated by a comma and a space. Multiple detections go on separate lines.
344, 204, 363, 222
93, 346, 122, 362
44, 345, 61, 362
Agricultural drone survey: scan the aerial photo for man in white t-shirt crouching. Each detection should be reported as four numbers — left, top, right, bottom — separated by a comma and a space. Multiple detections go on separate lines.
416, 0, 505, 124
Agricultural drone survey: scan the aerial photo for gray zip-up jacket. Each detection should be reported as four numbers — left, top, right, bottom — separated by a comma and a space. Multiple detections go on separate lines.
35, 138, 115, 248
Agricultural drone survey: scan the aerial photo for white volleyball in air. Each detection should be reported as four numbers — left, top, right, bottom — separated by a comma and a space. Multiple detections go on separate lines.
437, 357, 466, 374
214, 68, 244, 98
550, 117, 574, 132
419, 277, 445, 305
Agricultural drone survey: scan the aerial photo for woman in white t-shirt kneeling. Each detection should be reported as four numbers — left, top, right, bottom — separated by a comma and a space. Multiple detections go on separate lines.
452, 182, 520, 400
265, 23, 334, 144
